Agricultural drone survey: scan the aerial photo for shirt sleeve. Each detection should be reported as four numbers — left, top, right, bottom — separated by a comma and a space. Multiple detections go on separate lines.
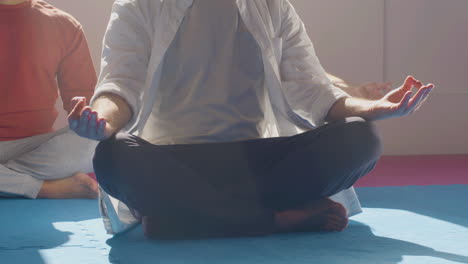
57, 25, 97, 113
91, 0, 153, 131
278, 0, 350, 127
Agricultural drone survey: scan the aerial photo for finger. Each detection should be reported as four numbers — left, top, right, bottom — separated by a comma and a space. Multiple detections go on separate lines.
68, 98, 86, 120
414, 80, 424, 90
69, 119, 79, 130
398, 91, 413, 113
408, 85, 429, 107
70, 96, 86, 108
69, 97, 81, 113
88, 112, 98, 139
401, 76, 416, 92
409, 84, 433, 104
408, 92, 430, 114
97, 119, 107, 139
409, 84, 434, 114
68, 98, 86, 130
78, 107, 92, 136
70, 97, 80, 110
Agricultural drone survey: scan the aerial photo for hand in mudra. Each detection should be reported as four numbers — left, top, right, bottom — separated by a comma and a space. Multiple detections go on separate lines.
68, 97, 114, 141
367, 76, 434, 121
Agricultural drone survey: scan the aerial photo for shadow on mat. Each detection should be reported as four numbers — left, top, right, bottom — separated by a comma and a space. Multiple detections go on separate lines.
357, 185, 468, 229
0, 199, 100, 264
106, 221, 468, 264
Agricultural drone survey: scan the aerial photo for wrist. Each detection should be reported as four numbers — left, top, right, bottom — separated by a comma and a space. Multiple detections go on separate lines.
360, 100, 378, 121
334, 97, 377, 121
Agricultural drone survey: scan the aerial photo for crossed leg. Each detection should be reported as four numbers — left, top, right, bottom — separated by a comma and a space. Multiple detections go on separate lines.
94, 117, 382, 238
0, 128, 98, 199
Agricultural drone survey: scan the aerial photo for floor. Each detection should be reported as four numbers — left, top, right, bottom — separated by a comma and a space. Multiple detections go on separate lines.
356, 155, 468, 187
1, 155, 467, 264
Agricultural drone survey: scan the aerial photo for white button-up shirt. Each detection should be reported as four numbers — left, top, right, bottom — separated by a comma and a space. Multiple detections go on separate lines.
141, 0, 267, 145
93, 0, 361, 234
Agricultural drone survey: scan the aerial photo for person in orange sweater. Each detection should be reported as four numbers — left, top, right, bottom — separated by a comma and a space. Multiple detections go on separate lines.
0, 0, 98, 199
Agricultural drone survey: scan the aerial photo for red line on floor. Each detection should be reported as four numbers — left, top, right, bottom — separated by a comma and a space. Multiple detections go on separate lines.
356, 155, 468, 187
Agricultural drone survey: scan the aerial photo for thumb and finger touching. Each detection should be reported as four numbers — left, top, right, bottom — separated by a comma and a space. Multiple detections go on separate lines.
68, 97, 87, 120
67, 97, 110, 140
392, 81, 434, 117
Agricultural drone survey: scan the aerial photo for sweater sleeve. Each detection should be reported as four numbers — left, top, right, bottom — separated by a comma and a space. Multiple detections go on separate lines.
57, 25, 97, 113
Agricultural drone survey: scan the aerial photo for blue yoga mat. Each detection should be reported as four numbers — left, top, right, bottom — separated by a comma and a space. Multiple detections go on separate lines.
1, 185, 467, 264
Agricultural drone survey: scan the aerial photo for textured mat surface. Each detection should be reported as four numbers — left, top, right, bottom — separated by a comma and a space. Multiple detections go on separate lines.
1, 185, 467, 264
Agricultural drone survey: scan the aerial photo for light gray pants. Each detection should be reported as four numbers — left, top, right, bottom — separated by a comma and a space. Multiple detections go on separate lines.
0, 127, 98, 198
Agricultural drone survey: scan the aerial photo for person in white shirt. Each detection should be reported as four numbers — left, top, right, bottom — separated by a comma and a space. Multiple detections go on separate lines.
69, 0, 434, 239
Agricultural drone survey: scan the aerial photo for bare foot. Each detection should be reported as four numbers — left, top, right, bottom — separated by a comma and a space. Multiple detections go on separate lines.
37, 172, 99, 199
274, 198, 349, 233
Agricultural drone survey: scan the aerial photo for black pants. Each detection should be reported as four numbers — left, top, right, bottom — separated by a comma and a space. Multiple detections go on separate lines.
94, 117, 382, 238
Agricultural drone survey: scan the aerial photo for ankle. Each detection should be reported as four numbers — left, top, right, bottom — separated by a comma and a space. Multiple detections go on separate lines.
37, 181, 52, 199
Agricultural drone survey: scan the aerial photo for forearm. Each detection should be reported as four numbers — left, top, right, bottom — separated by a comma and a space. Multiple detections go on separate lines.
326, 96, 375, 122
91, 93, 132, 133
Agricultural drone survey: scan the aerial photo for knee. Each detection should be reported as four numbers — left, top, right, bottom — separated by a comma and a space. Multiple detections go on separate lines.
93, 133, 136, 183
340, 117, 383, 161
93, 135, 116, 167
94, 133, 137, 160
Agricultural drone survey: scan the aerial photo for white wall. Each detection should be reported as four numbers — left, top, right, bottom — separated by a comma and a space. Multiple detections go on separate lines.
50, 0, 468, 155
292, 0, 385, 84
381, 0, 468, 155
293, 0, 468, 155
